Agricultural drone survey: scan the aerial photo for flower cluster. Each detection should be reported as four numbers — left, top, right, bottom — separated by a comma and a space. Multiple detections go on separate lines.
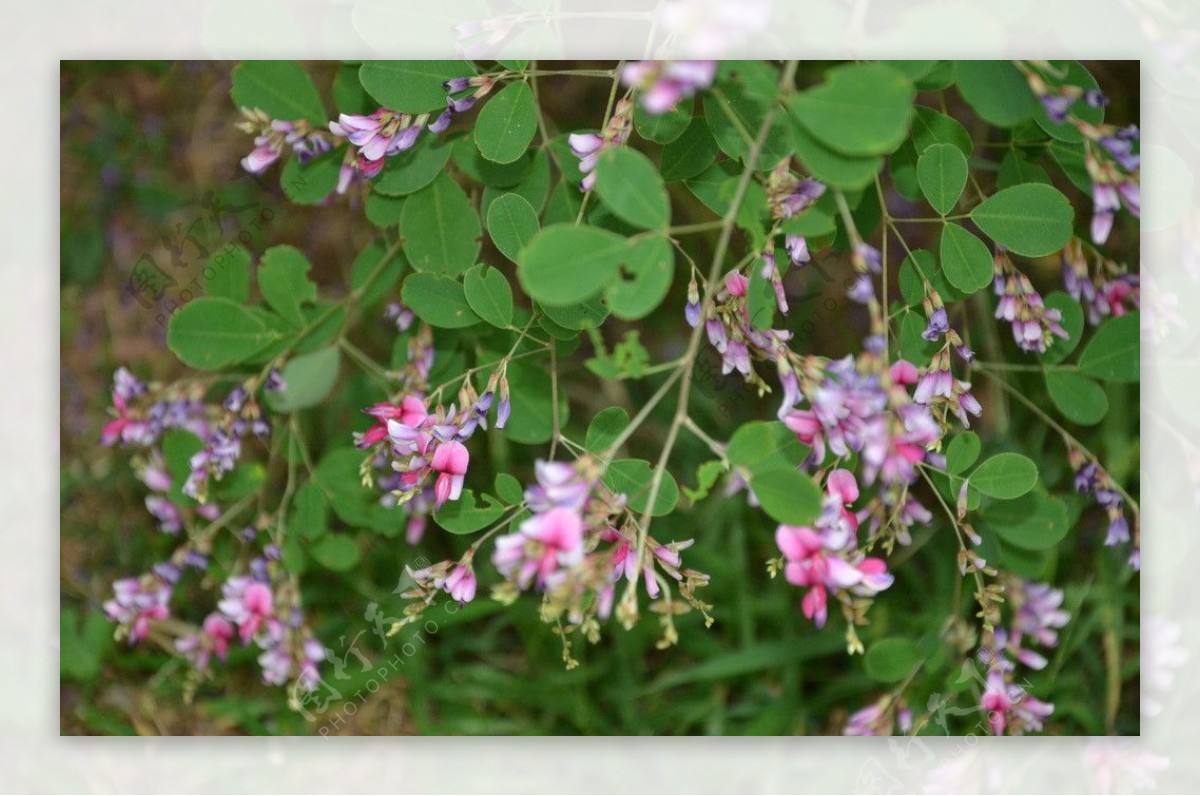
1061, 239, 1141, 326
235, 108, 335, 174
978, 579, 1070, 735
355, 389, 496, 511
1071, 448, 1139, 569
773, 470, 894, 631
619, 60, 717, 114
569, 98, 634, 191
992, 252, 1070, 354
843, 695, 913, 736
491, 458, 710, 650
1021, 65, 1140, 247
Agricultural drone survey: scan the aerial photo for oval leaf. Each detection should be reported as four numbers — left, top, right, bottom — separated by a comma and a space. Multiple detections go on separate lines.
788, 62, 916, 156
593, 147, 671, 230
486, 192, 540, 264
167, 297, 279, 370
359, 60, 475, 114
865, 638, 920, 683
970, 184, 1075, 258
939, 223, 994, 295
969, 452, 1039, 500
518, 224, 627, 306
401, 273, 481, 328
400, 174, 481, 276
602, 459, 679, 517
463, 265, 514, 329
750, 469, 823, 526
1077, 312, 1140, 383
917, 143, 968, 216
1046, 370, 1109, 425
475, 82, 538, 164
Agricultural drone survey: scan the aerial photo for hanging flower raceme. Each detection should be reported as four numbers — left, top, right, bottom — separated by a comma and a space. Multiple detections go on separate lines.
992, 252, 1070, 354
1061, 239, 1140, 326
1087, 126, 1140, 245
773, 469, 894, 634
236, 108, 335, 175
619, 60, 717, 114
570, 98, 634, 191
104, 572, 173, 644
1071, 448, 1139, 569
976, 578, 1070, 735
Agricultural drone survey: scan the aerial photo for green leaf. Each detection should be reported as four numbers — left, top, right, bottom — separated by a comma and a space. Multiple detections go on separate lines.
939, 223, 994, 295
292, 481, 329, 541
1045, 370, 1109, 425
917, 143, 968, 216
434, 490, 506, 534
661, 117, 719, 182
265, 346, 341, 412
258, 245, 318, 327
205, 246, 252, 303
167, 297, 279, 370
750, 468, 823, 526
365, 193, 405, 228
309, 534, 360, 572
463, 264, 514, 329
997, 150, 1052, 189
163, 429, 204, 486
605, 234, 674, 321
540, 296, 609, 331
231, 60, 325, 124
1041, 292, 1084, 365
333, 62, 374, 115
454, 137, 532, 187
401, 273, 481, 329
982, 494, 1070, 550
486, 192, 540, 263
400, 174, 481, 275
503, 359, 568, 445
788, 62, 916, 156
358, 60, 475, 113
728, 421, 809, 473
593, 147, 671, 230
946, 431, 981, 475
788, 117, 883, 190
865, 638, 920, 683
634, 95, 693, 143
350, 241, 405, 308
518, 224, 627, 306
747, 257, 776, 331
1077, 312, 1140, 383
910, 106, 973, 155
60, 608, 113, 682
281, 150, 341, 204
602, 459, 679, 517
970, 184, 1074, 257
683, 460, 726, 503
703, 62, 792, 163
585, 406, 630, 453
494, 473, 524, 505
969, 452, 1039, 499
374, 135, 452, 196
897, 309, 938, 368
955, 61, 1039, 127
483, 148, 552, 214
474, 82, 538, 164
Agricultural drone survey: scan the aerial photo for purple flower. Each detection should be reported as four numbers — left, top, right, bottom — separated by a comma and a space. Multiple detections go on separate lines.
785, 234, 810, 265
620, 60, 717, 114
264, 369, 286, 393
1092, 183, 1121, 245
921, 307, 950, 341
847, 274, 874, 304
1040, 94, 1073, 123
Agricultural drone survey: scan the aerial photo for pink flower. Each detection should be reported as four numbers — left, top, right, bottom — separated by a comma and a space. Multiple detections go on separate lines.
443, 564, 477, 603
493, 507, 585, 590
430, 440, 469, 508
104, 576, 171, 643
218, 577, 276, 644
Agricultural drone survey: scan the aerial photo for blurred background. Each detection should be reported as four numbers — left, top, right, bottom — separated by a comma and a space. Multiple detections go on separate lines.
61, 60, 1139, 735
